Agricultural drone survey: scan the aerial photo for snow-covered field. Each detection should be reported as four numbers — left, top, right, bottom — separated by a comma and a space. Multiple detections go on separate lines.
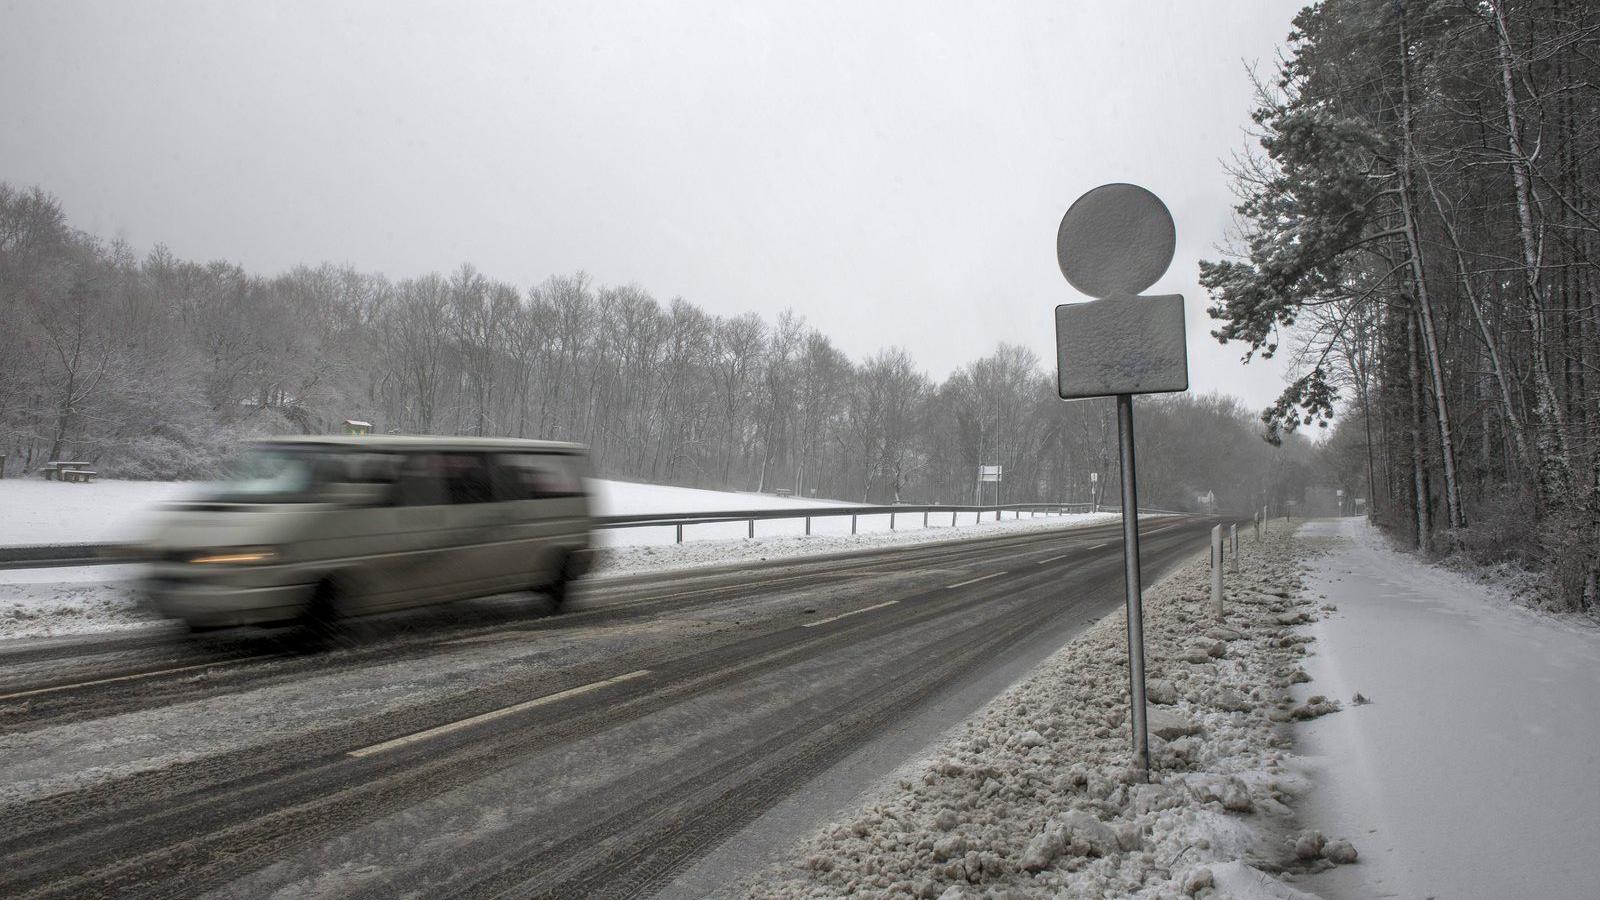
1292, 518, 1600, 900
0, 478, 1110, 640
740, 526, 1352, 899
0, 477, 854, 547
0, 477, 1072, 548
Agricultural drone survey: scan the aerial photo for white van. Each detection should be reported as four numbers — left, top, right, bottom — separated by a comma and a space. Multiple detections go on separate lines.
139, 436, 594, 634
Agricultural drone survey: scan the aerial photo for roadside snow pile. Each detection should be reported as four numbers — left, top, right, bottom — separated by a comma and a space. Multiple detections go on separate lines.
594, 513, 1119, 577
0, 576, 165, 640
743, 528, 1358, 899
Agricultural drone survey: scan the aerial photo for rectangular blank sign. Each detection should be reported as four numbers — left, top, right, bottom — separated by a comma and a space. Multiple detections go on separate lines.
1055, 294, 1189, 399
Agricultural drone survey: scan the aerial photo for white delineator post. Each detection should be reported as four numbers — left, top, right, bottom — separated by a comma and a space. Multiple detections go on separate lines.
1211, 524, 1225, 619
1229, 523, 1239, 574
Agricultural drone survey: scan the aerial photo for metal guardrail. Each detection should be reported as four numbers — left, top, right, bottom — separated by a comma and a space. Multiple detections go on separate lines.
0, 502, 1185, 571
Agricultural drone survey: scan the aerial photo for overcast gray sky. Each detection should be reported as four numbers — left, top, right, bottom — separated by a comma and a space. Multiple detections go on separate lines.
0, 0, 1300, 408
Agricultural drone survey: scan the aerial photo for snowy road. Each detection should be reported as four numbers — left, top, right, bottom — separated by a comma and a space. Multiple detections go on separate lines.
0, 516, 1215, 899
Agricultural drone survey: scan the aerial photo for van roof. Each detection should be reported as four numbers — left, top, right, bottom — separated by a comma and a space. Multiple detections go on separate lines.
252, 435, 589, 455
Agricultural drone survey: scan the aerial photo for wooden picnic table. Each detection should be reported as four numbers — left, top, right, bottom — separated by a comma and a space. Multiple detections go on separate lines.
42, 461, 94, 482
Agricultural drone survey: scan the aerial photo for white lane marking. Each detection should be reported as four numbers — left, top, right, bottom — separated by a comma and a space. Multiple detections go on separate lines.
946, 571, 1007, 589
1087, 542, 1109, 550
0, 657, 273, 702
1035, 554, 1072, 566
346, 669, 651, 758
442, 632, 523, 646
800, 600, 899, 628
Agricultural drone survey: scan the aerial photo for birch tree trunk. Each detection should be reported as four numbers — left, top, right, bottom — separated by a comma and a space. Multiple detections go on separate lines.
1489, 0, 1572, 505
1396, 15, 1463, 531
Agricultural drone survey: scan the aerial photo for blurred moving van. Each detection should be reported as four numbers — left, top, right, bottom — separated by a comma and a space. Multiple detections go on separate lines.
139, 436, 593, 633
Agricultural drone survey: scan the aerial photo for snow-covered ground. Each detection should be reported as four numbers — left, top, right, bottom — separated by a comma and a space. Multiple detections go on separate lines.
0, 479, 193, 545
0, 477, 853, 547
740, 526, 1349, 899
0, 476, 1071, 548
1292, 517, 1600, 900
0, 477, 1110, 640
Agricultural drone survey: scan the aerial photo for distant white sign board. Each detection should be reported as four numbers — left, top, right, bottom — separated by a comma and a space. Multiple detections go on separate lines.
978, 465, 1003, 483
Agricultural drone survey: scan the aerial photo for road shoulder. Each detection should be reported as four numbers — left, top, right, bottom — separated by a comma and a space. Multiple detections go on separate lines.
731, 524, 1334, 899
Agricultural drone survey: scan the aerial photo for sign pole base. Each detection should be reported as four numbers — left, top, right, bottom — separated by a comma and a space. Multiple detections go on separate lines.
1116, 393, 1150, 777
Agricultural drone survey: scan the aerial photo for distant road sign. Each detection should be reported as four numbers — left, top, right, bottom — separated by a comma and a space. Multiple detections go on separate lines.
978, 465, 1003, 483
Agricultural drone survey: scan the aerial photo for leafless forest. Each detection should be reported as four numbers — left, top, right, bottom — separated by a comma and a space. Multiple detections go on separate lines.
1205, 0, 1600, 606
0, 183, 1316, 513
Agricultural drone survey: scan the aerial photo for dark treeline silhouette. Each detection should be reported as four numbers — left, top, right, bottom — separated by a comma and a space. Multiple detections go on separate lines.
0, 182, 1310, 514
1204, 0, 1600, 606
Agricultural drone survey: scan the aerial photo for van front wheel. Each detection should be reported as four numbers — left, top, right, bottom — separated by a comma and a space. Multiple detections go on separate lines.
543, 552, 577, 611
293, 579, 347, 650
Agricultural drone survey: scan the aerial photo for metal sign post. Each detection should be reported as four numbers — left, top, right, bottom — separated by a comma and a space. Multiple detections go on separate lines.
1054, 183, 1189, 777
1114, 393, 1150, 771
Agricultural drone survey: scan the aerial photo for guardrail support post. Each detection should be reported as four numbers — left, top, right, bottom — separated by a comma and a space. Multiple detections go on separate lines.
851, 514, 857, 535
923, 510, 929, 527
676, 523, 684, 544
805, 516, 811, 536
748, 518, 755, 539
890, 511, 896, 530
1229, 524, 1239, 573
1211, 524, 1225, 620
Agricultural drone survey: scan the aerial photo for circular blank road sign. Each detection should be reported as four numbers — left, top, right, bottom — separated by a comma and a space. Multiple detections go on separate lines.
1056, 183, 1175, 298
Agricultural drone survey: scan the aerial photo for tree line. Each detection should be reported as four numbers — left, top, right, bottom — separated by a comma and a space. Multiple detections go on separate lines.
1204, 0, 1599, 606
0, 181, 1312, 514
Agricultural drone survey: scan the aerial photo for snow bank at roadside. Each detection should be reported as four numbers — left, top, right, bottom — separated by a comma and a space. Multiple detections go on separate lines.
0, 577, 167, 640
740, 528, 1356, 899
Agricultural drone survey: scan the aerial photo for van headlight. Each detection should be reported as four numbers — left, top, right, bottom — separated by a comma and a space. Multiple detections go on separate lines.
189, 547, 280, 565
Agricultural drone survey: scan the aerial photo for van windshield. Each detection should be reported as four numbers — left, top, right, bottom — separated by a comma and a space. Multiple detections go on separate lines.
201, 446, 397, 504
202, 447, 324, 503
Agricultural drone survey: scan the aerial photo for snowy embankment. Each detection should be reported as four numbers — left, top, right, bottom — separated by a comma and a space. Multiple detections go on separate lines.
1291, 518, 1600, 900
0, 478, 1110, 640
741, 526, 1356, 899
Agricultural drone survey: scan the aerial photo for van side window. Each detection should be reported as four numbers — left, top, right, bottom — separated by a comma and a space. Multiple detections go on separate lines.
395, 453, 448, 507
440, 453, 494, 504
492, 453, 584, 500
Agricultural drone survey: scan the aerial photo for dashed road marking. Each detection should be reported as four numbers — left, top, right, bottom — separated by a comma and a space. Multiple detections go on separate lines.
0, 656, 274, 702
946, 572, 1007, 589
800, 600, 899, 627
346, 669, 652, 758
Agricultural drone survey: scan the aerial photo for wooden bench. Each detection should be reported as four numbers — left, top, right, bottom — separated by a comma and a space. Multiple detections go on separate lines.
62, 469, 97, 484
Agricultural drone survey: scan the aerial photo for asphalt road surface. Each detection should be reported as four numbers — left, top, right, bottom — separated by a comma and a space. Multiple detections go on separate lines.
0, 516, 1215, 899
